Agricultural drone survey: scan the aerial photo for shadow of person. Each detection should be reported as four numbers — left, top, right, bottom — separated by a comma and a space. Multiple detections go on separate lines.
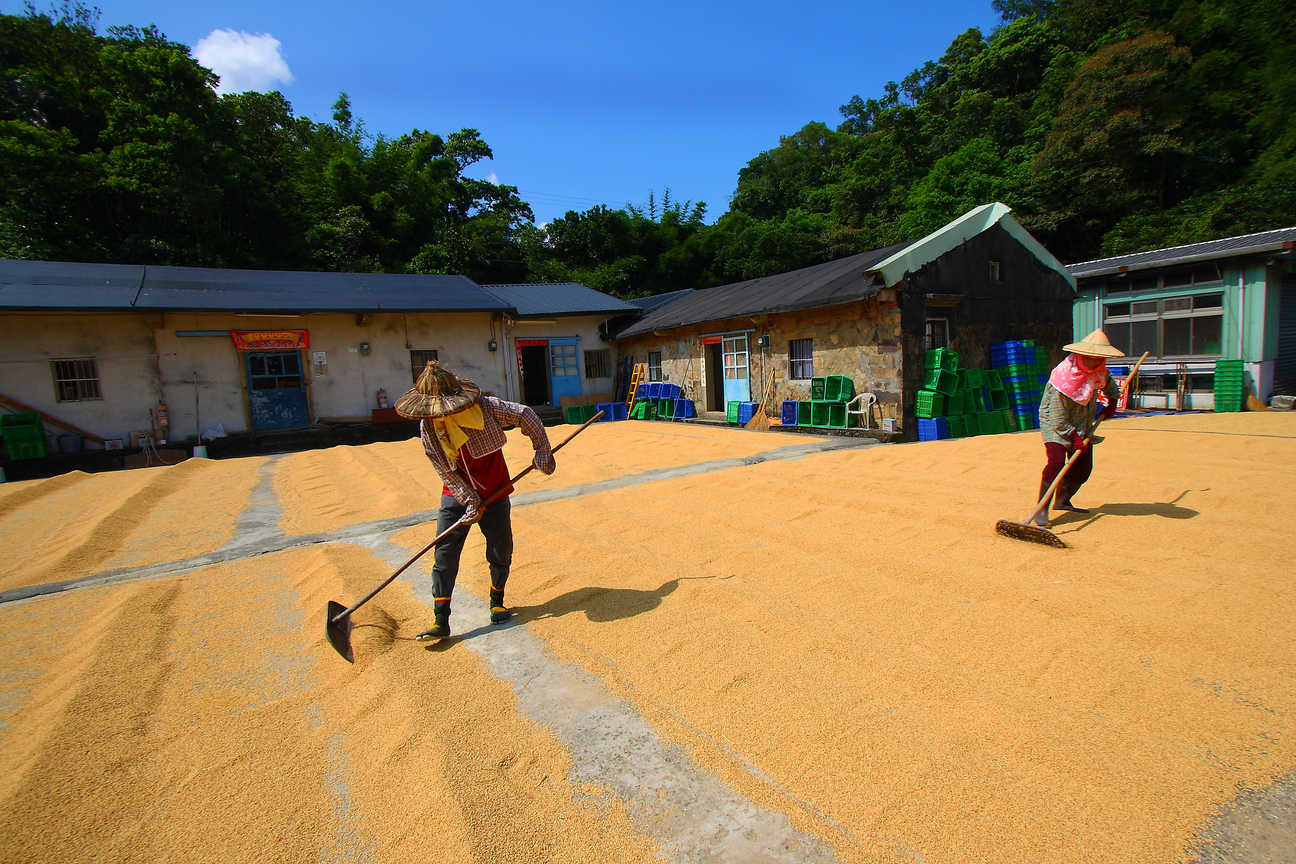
1052, 491, 1199, 529
513, 575, 728, 626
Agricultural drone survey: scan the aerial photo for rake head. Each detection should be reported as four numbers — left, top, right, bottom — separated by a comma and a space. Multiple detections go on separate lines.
326, 601, 354, 663
995, 519, 1067, 549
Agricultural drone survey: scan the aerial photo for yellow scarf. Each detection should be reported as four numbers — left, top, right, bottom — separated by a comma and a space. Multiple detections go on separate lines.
431, 403, 485, 463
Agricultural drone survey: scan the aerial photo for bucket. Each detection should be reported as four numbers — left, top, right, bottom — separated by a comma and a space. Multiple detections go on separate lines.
191, 445, 208, 458
57, 434, 84, 454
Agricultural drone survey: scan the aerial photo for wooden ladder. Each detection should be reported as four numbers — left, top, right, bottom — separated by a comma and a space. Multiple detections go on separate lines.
625, 362, 647, 413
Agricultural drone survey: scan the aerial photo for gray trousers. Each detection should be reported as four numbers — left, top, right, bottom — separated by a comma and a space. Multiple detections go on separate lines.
431, 494, 513, 611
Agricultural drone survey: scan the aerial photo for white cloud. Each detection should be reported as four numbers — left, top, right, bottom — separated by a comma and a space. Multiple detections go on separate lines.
486, 172, 499, 185
194, 29, 294, 94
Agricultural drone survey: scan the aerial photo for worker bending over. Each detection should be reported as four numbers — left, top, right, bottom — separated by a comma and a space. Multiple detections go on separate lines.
1035, 329, 1122, 524
394, 361, 554, 640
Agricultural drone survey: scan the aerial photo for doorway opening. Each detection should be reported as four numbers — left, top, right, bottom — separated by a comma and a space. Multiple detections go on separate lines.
245, 350, 310, 429
707, 342, 724, 411
519, 343, 550, 405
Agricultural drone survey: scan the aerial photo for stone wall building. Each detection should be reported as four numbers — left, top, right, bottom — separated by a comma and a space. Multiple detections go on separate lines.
615, 204, 1077, 437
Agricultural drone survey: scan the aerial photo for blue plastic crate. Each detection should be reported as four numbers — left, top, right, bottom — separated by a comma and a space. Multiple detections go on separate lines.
781, 400, 798, 426
673, 398, 696, 419
646, 383, 663, 399
661, 383, 680, 399
917, 417, 949, 441
611, 402, 628, 421
737, 401, 760, 425
990, 340, 1027, 351
636, 383, 648, 398
597, 402, 617, 421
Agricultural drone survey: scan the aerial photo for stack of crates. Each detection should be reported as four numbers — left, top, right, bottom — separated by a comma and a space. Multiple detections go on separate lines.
990, 340, 1044, 431
1213, 359, 1244, 412
782, 374, 858, 428
0, 412, 47, 460
914, 349, 958, 438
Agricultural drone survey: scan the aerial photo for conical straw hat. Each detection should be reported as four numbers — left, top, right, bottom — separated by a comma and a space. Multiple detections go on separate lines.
1064, 329, 1124, 359
395, 360, 481, 419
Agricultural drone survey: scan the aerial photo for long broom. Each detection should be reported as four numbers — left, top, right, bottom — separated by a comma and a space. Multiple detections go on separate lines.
326, 410, 603, 662
995, 352, 1147, 548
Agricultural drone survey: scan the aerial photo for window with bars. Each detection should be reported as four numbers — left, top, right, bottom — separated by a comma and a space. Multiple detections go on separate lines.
584, 349, 611, 379
52, 358, 101, 402
925, 319, 949, 350
409, 349, 439, 383
788, 339, 813, 379
647, 351, 662, 382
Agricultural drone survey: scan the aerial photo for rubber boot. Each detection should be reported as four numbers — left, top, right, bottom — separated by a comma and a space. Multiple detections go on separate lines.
489, 587, 511, 625
416, 598, 451, 641
1032, 478, 1051, 526
1054, 482, 1089, 514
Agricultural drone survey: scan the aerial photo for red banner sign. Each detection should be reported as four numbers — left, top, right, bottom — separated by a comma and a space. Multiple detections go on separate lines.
701, 335, 722, 345
230, 330, 309, 350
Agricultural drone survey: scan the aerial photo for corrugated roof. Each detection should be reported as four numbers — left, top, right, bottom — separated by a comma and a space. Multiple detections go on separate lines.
0, 260, 509, 313
631, 289, 693, 313
354, 272, 507, 312
0, 260, 144, 310
616, 243, 910, 339
1068, 226, 1296, 278
481, 282, 638, 317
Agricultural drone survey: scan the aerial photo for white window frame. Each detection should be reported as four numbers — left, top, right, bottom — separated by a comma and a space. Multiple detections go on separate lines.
788, 338, 813, 380
550, 343, 578, 377
722, 335, 748, 381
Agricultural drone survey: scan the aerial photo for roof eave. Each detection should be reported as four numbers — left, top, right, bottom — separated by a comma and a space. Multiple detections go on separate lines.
1071, 244, 1296, 280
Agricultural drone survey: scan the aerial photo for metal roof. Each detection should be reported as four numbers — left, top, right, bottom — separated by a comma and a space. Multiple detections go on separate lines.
0, 260, 509, 313
0, 260, 144, 310
480, 282, 638, 317
631, 288, 693, 313
1068, 226, 1296, 279
877, 202, 1077, 290
616, 243, 910, 339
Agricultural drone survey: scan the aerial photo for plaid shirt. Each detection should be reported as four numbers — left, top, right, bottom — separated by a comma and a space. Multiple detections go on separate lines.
420, 396, 554, 508
1039, 373, 1119, 448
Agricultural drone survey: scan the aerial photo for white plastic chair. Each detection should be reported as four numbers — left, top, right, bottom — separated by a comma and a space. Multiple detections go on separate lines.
845, 392, 876, 430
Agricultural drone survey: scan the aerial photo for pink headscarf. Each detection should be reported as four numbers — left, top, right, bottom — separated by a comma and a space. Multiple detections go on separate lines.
1048, 353, 1107, 404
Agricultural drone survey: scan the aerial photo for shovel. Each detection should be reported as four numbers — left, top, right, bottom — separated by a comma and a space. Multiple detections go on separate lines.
326, 410, 603, 662
995, 352, 1147, 548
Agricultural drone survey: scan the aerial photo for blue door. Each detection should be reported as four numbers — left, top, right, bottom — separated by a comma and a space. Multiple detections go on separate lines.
549, 339, 582, 403
721, 334, 751, 404
245, 351, 310, 429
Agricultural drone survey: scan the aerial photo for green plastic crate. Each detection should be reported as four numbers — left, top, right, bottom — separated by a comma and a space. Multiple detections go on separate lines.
947, 391, 965, 414
984, 369, 1004, 391
657, 398, 674, 419
1015, 413, 1033, 431
3, 431, 47, 460
925, 348, 958, 372
0, 412, 43, 435
810, 401, 831, 427
989, 389, 1008, 411
924, 367, 958, 396
828, 402, 850, 428
726, 401, 740, 423
946, 415, 966, 439
915, 390, 945, 418
566, 404, 598, 424
1034, 346, 1045, 364
629, 401, 647, 419
810, 377, 827, 400
825, 375, 854, 402
645, 402, 658, 421
797, 400, 813, 426
968, 388, 987, 413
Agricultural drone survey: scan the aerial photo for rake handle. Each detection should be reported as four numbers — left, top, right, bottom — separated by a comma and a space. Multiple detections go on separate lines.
1022, 352, 1147, 524
331, 409, 603, 624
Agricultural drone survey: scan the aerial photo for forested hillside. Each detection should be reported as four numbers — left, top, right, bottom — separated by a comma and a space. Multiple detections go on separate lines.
2, 0, 1293, 296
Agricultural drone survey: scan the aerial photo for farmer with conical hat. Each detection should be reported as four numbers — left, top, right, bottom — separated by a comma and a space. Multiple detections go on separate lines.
395, 360, 554, 640
1034, 329, 1124, 525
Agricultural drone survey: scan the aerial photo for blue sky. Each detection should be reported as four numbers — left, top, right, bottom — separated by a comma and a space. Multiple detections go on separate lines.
78, 1, 1001, 224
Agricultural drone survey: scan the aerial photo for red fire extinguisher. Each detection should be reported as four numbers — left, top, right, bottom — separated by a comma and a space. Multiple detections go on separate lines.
377, 389, 388, 409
